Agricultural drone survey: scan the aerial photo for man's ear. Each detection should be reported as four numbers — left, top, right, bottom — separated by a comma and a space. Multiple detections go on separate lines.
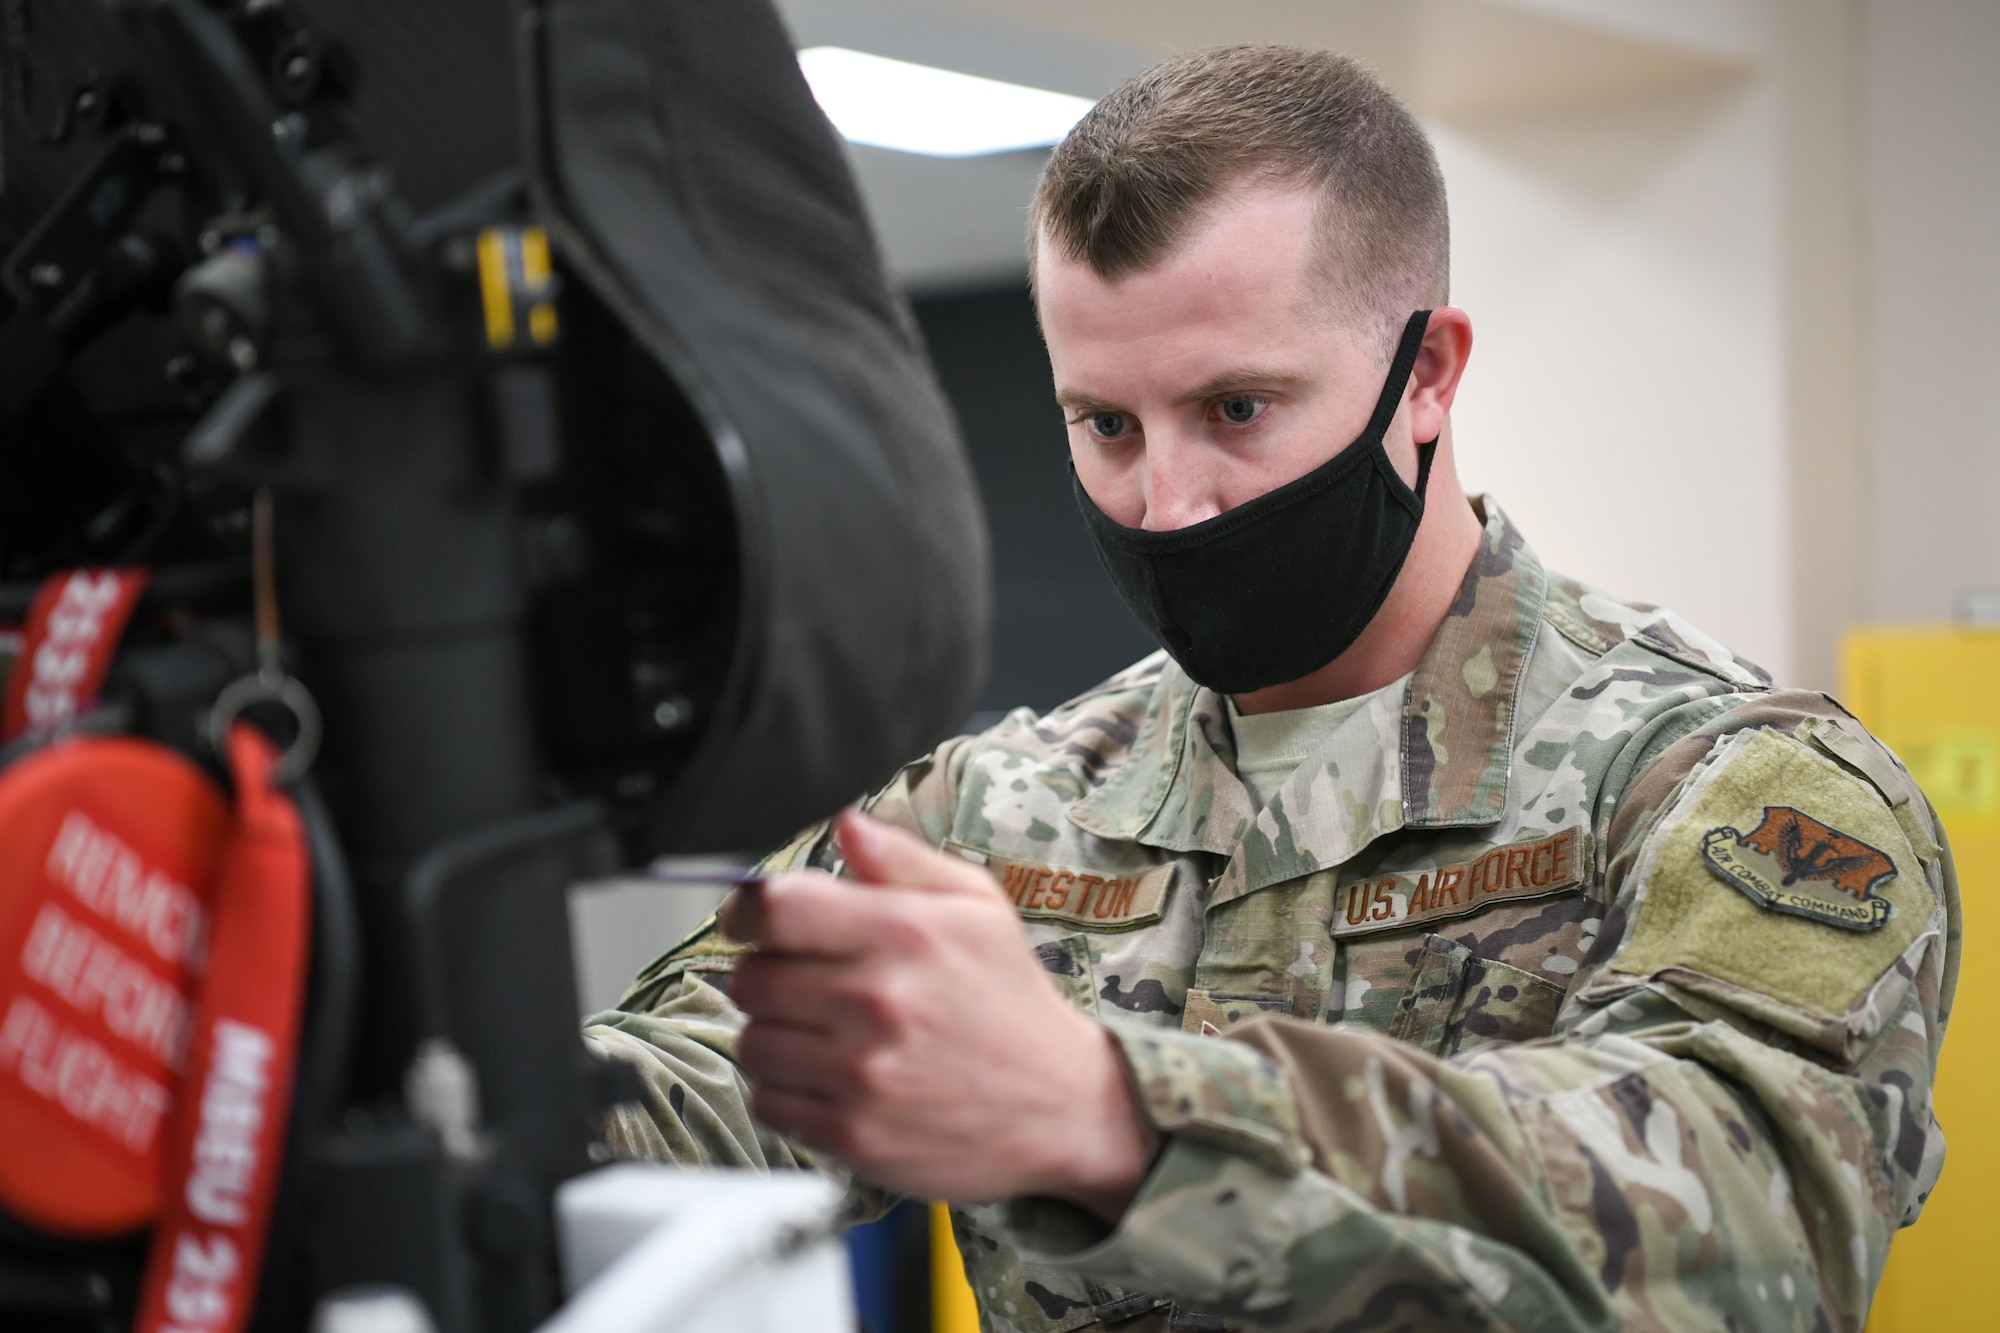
1407, 307, 1473, 443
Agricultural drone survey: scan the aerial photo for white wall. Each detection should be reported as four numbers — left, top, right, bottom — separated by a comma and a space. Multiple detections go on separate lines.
1852, 0, 2000, 626
1440, 73, 1790, 678
1767, 0, 2000, 683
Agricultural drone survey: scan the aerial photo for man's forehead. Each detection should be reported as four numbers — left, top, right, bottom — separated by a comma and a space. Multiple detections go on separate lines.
1034, 183, 1324, 326
1036, 186, 1366, 401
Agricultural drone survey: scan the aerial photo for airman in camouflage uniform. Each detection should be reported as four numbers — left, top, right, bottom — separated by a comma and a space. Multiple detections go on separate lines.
586, 499, 1957, 1332
586, 36, 1956, 1333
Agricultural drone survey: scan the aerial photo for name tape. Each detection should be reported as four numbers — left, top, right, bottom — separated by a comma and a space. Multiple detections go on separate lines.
946, 841, 1175, 930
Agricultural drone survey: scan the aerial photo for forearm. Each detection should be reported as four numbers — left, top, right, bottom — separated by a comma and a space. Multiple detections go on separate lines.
1007, 1010, 1906, 1332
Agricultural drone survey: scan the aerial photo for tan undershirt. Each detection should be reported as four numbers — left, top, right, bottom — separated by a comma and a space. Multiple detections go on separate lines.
1226, 672, 1412, 812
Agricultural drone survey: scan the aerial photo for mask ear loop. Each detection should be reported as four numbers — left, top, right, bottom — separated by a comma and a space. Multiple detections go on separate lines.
1372, 311, 1437, 514
1362, 310, 1435, 442
1412, 434, 1439, 498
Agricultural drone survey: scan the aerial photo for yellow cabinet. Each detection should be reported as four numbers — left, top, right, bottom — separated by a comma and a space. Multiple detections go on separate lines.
1845, 626, 2000, 1331
932, 1201, 981, 1333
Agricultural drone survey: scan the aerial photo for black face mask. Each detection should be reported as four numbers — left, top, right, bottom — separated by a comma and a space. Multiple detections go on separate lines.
1073, 309, 1437, 695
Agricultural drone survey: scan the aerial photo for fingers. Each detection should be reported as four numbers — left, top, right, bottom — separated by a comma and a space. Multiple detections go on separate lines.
719, 812, 1001, 951
719, 824, 1000, 954
833, 808, 1001, 898
749, 1082, 846, 1156
731, 953, 902, 1034
741, 1028, 927, 1180
736, 1021, 853, 1097
718, 872, 890, 957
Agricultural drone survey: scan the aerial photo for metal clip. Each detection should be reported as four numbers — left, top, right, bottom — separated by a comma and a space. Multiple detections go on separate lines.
204, 489, 321, 783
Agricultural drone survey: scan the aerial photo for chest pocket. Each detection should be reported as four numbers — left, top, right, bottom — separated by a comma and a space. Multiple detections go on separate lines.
1034, 934, 1099, 1014
1386, 934, 1566, 1056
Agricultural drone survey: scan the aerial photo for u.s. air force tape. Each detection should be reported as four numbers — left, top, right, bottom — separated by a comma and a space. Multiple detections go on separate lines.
1332, 826, 1588, 938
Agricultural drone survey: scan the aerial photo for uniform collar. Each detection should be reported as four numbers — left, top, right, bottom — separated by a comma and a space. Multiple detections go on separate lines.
1069, 498, 1546, 892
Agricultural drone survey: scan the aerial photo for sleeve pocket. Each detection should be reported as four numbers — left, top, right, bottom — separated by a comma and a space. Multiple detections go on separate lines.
1181, 988, 1294, 1036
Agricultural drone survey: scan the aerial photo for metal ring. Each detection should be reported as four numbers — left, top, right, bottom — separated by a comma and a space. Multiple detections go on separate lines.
205, 671, 322, 785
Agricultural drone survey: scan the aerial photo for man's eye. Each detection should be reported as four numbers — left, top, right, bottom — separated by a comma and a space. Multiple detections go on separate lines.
1086, 412, 1128, 439
1216, 396, 1265, 425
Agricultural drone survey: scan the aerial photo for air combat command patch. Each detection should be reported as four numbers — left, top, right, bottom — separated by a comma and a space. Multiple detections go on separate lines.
1700, 804, 1896, 931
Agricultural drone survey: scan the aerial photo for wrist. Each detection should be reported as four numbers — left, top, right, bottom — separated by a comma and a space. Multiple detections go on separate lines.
1045, 1018, 1158, 1222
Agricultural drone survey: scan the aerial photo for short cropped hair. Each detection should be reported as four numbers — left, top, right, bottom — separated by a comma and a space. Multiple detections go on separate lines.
1031, 45, 1449, 358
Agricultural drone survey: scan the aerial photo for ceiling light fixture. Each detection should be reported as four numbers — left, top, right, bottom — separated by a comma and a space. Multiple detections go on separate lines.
796, 46, 1094, 158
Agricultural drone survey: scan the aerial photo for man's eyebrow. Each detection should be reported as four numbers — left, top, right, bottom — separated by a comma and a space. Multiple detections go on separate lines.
1053, 388, 1121, 412
1054, 370, 1306, 413
1176, 368, 1307, 402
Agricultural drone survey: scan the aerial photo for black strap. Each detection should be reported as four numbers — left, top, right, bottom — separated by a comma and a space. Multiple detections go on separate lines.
1413, 434, 1439, 500
1359, 308, 1434, 445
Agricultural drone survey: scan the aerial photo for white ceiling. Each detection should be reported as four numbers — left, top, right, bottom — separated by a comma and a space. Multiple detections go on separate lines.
775, 0, 1757, 288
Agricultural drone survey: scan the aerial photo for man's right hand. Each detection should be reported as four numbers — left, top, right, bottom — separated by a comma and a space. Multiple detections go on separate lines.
720, 809, 1158, 1217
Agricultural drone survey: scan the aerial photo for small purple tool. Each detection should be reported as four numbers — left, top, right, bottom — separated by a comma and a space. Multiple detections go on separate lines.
639, 865, 765, 888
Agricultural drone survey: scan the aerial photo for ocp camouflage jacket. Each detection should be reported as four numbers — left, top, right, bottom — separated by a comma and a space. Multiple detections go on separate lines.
587, 499, 1958, 1333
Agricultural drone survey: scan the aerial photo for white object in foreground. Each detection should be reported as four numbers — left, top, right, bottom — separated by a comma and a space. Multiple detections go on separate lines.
797, 46, 1094, 158
541, 1164, 852, 1333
